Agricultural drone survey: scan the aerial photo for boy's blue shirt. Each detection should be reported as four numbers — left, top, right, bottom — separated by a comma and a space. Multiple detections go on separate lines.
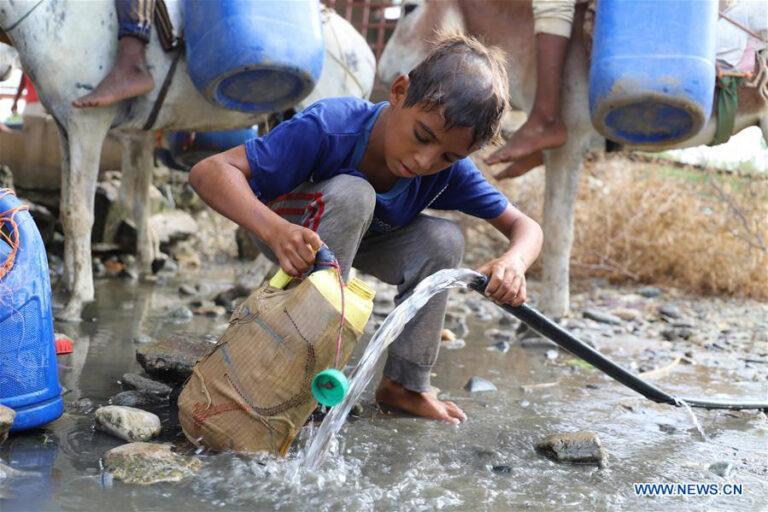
244, 97, 509, 233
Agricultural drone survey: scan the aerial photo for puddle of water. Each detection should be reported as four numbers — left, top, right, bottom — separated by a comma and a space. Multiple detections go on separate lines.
1, 263, 765, 511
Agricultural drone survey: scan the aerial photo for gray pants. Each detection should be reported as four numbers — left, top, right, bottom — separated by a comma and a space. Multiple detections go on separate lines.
251, 174, 464, 392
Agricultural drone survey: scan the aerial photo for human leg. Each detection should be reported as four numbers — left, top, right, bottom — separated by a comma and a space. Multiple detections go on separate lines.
248, 174, 376, 279
73, 0, 155, 108
484, 0, 574, 173
353, 215, 467, 423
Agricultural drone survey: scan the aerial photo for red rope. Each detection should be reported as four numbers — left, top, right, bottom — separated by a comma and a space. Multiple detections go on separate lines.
0, 189, 28, 281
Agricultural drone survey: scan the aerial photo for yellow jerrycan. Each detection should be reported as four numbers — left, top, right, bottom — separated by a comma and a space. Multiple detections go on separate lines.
178, 246, 374, 455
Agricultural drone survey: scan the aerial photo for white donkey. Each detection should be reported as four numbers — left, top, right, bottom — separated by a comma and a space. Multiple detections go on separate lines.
0, 1, 375, 321
379, 0, 768, 318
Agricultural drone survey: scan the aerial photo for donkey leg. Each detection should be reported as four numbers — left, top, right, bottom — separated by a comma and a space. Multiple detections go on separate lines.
540, 143, 584, 319
127, 132, 157, 274
57, 118, 110, 321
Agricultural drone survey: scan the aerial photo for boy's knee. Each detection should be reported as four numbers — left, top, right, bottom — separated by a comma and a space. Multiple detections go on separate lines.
324, 175, 376, 218
423, 220, 465, 268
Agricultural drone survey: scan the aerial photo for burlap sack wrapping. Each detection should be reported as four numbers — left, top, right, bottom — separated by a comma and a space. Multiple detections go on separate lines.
178, 275, 362, 455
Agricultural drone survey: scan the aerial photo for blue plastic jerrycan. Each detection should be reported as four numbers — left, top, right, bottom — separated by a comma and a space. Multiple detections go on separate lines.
0, 190, 63, 431
589, 0, 718, 147
184, 0, 325, 113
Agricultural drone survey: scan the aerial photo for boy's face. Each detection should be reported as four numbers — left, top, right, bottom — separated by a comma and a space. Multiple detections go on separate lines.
384, 75, 477, 179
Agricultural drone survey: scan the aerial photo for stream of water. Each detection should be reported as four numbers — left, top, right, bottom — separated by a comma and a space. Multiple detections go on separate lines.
301, 268, 481, 471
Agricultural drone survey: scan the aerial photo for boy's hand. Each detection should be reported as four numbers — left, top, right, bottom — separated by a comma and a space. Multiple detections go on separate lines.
476, 254, 527, 306
267, 221, 323, 277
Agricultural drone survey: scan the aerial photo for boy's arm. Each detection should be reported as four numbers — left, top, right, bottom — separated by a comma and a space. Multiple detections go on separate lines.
477, 204, 543, 306
188, 145, 322, 276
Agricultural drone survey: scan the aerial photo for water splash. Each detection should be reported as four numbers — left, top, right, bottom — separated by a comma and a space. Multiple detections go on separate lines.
301, 268, 481, 470
675, 398, 708, 441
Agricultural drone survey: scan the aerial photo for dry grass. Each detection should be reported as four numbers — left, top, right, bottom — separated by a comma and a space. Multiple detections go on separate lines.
471, 152, 768, 300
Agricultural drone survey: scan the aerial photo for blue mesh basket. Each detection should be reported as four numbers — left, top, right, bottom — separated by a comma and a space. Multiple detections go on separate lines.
0, 191, 63, 431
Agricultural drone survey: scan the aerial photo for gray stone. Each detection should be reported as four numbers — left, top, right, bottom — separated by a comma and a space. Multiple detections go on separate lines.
612, 308, 641, 322
192, 304, 227, 317
169, 306, 193, 321
445, 310, 470, 338
93, 258, 107, 278
0, 404, 16, 445
136, 333, 214, 383
120, 374, 173, 396
464, 377, 497, 393
583, 308, 623, 326
110, 391, 167, 408
498, 313, 518, 327
103, 442, 201, 485
133, 334, 153, 344
709, 462, 734, 478
95, 406, 161, 442
178, 284, 197, 296
119, 267, 139, 280
487, 341, 510, 353
485, 328, 515, 343
536, 431, 604, 465
492, 465, 513, 474
214, 285, 250, 312
658, 304, 682, 320
149, 210, 198, 244
441, 338, 466, 350
638, 286, 662, 298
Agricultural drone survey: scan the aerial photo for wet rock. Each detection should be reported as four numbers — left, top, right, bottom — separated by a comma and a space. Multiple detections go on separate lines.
638, 286, 662, 298
0, 461, 37, 480
464, 377, 497, 393
93, 258, 107, 278
546, 349, 559, 360
658, 304, 682, 320
487, 341, 510, 353
441, 338, 466, 350
133, 334, 152, 344
441, 328, 456, 342
119, 267, 139, 280
0, 165, 13, 189
110, 391, 167, 408
178, 284, 197, 296
498, 313, 517, 327
149, 210, 198, 244
120, 373, 173, 396
214, 285, 250, 312
485, 328, 515, 344
192, 304, 226, 317
0, 404, 16, 445
709, 461, 734, 478
169, 306, 193, 321
235, 226, 262, 260
658, 423, 677, 434
349, 403, 365, 417
492, 464, 513, 474
68, 397, 95, 415
103, 442, 201, 485
536, 431, 604, 465
152, 256, 178, 276
95, 406, 161, 442
583, 308, 622, 326
612, 307, 641, 322
445, 310, 469, 338
136, 333, 214, 383
662, 327, 694, 341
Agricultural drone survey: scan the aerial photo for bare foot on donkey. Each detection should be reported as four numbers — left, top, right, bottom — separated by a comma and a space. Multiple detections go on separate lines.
376, 377, 467, 425
72, 37, 154, 108
484, 115, 567, 166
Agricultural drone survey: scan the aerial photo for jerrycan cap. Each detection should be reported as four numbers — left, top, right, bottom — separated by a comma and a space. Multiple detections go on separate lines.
311, 368, 349, 407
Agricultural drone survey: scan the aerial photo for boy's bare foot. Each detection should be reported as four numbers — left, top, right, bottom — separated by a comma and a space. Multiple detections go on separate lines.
484, 115, 567, 166
375, 377, 467, 425
72, 37, 154, 108
493, 151, 544, 180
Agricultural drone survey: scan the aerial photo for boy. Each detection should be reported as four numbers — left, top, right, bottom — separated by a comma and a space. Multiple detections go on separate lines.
189, 34, 543, 425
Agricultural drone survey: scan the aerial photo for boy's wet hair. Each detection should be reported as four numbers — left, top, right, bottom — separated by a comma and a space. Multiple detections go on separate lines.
404, 31, 509, 149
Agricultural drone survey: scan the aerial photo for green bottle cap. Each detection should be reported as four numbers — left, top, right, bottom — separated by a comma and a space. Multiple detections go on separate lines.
311, 368, 349, 407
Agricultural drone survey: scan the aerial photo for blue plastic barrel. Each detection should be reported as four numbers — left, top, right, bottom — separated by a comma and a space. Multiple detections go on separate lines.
589, 0, 718, 147
0, 191, 63, 431
184, 0, 325, 113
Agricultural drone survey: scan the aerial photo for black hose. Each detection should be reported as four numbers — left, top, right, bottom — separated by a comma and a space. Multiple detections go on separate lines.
470, 276, 768, 411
